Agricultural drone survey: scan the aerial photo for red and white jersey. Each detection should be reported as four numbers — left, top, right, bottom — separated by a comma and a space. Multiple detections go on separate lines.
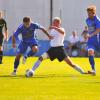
50, 28, 65, 47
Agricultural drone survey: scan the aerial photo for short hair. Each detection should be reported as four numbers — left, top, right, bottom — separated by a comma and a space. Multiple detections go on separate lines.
23, 17, 31, 23
87, 5, 96, 13
53, 17, 61, 23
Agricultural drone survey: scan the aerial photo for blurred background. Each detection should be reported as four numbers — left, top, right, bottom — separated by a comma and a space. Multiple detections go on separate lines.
0, 0, 100, 56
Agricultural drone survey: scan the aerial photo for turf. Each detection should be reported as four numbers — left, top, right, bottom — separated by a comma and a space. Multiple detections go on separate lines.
0, 57, 100, 100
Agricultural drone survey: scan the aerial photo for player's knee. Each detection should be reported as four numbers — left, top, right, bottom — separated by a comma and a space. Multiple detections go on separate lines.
88, 50, 94, 56
32, 46, 38, 52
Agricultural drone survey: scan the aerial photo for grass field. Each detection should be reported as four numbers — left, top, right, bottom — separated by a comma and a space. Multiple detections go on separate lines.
0, 56, 100, 100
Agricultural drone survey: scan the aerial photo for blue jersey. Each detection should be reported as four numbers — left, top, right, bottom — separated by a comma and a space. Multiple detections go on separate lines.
14, 23, 43, 42
86, 16, 100, 35
86, 16, 100, 51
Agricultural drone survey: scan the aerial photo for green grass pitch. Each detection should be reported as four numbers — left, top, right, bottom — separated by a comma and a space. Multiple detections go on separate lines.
0, 57, 100, 100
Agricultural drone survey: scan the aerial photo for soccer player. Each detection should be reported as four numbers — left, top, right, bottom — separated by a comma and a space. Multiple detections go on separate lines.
86, 5, 100, 75
11, 17, 53, 76
27, 17, 87, 77
0, 11, 8, 64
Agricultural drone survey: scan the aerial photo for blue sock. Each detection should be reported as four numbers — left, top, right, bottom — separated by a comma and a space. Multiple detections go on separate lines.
89, 56, 95, 71
32, 60, 41, 71
14, 59, 20, 72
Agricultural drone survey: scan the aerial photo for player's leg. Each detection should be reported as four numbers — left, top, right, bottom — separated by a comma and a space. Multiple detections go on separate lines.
22, 45, 38, 64
31, 53, 49, 72
25, 46, 38, 57
23, 46, 31, 57
11, 54, 22, 75
0, 46, 3, 64
22, 39, 38, 64
11, 41, 27, 75
56, 47, 86, 74
88, 49, 96, 75
31, 47, 56, 72
0, 37, 3, 64
64, 56, 85, 74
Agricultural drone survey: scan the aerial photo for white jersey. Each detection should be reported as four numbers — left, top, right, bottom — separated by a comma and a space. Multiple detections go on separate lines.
68, 35, 79, 44
50, 28, 65, 47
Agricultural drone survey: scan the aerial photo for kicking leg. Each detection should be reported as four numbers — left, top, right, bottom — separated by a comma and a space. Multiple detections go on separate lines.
31, 53, 49, 72
64, 56, 85, 74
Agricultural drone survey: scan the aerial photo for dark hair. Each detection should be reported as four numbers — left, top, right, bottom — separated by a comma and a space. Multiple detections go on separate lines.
23, 17, 31, 22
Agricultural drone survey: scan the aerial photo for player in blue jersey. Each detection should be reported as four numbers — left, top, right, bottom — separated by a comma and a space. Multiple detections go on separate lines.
86, 5, 100, 75
11, 17, 53, 76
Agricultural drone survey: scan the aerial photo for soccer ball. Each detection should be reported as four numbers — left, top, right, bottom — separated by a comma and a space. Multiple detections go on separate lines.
25, 69, 34, 77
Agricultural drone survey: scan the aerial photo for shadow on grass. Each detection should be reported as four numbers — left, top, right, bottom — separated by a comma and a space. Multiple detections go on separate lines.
0, 74, 79, 79
0, 75, 26, 79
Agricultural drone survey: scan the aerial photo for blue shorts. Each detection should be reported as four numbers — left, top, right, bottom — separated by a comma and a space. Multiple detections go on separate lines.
17, 40, 38, 55
87, 37, 100, 52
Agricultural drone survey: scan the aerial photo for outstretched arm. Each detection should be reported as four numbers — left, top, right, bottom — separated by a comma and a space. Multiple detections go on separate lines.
40, 28, 53, 40
12, 35, 16, 48
49, 26, 65, 35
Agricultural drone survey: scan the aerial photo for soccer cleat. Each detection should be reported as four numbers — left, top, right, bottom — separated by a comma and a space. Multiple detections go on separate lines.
88, 70, 96, 76
22, 57, 27, 64
11, 71, 16, 76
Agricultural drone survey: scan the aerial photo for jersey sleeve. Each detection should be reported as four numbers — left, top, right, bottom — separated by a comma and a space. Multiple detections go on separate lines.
95, 17, 100, 28
34, 23, 44, 29
13, 25, 22, 37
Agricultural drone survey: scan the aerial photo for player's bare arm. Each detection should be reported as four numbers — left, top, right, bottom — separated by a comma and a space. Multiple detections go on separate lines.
40, 28, 53, 40
12, 35, 16, 48
4, 24, 8, 41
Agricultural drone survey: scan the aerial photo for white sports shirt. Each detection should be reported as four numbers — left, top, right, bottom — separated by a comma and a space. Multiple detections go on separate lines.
50, 28, 65, 47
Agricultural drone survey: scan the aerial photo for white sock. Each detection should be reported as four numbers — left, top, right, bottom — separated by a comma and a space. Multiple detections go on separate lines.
32, 60, 41, 71
92, 70, 96, 73
73, 65, 84, 74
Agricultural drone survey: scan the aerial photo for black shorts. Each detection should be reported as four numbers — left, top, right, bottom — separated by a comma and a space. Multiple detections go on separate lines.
0, 34, 4, 46
47, 46, 68, 62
